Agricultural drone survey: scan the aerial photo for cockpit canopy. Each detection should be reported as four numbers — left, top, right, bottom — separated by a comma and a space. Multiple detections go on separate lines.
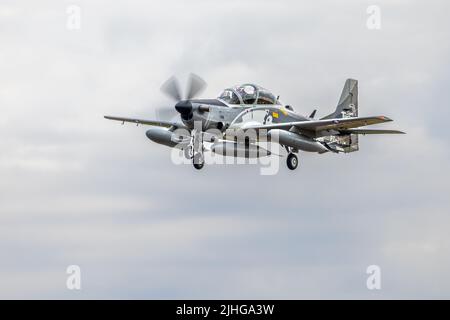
218, 84, 279, 105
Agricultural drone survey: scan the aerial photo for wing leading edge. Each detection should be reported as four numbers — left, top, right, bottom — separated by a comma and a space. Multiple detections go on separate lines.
104, 116, 187, 129
340, 129, 405, 135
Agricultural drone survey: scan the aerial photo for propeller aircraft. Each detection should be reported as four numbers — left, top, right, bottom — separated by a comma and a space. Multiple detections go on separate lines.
105, 74, 404, 170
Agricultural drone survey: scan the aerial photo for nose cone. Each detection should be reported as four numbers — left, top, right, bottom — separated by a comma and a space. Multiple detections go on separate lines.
175, 100, 192, 115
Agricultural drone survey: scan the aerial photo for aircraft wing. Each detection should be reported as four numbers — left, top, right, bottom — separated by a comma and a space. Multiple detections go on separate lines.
243, 116, 395, 132
104, 116, 187, 129
340, 129, 405, 135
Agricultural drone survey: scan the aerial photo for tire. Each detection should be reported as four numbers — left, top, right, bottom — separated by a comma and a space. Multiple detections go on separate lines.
193, 162, 204, 170
193, 153, 204, 170
287, 153, 298, 170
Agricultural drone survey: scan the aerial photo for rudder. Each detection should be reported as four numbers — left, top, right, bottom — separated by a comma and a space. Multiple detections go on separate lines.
322, 79, 358, 119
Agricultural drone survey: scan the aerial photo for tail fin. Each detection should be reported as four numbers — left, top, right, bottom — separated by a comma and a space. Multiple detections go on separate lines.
322, 79, 358, 119
320, 79, 359, 153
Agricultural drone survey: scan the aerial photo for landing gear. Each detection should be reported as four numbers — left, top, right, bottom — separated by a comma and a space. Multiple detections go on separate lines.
193, 153, 204, 170
287, 153, 298, 170
190, 129, 205, 170
184, 146, 193, 159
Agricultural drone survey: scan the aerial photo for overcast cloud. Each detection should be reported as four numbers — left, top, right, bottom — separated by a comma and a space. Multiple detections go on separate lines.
1, 0, 450, 299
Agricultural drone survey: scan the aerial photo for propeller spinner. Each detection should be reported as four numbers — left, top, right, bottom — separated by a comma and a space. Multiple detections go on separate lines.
158, 73, 207, 120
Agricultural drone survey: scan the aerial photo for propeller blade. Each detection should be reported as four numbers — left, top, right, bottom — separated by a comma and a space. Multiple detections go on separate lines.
185, 73, 206, 100
160, 76, 182, 101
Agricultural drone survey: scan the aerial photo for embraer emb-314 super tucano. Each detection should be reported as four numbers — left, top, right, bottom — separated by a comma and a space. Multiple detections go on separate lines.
105, 74, 404, 170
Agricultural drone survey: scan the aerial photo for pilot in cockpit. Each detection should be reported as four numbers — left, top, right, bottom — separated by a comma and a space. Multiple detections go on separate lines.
218, 84, 280, 106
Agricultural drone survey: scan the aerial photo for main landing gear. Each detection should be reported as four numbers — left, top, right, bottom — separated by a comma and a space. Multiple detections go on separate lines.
285, 146, 299, 170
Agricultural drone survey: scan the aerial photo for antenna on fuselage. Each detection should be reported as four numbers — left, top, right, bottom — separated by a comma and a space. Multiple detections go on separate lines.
309, 109, 317, 119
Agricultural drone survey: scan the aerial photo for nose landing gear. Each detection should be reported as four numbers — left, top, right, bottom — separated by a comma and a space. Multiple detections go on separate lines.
193, 153, 204, 170
191, 129, 205, 170
184, 146, 193, 160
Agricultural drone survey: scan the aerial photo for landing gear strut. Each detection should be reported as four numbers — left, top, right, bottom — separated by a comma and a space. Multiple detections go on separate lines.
184, 146, 193, 160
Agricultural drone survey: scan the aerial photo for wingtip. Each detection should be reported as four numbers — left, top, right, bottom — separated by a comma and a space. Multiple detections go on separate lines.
389, 130, 406, 134
379, 116, 393, 122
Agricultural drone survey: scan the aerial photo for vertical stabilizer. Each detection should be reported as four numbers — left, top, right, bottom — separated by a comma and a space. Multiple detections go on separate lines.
322, 79, 358, 119
320, 79, 359, 153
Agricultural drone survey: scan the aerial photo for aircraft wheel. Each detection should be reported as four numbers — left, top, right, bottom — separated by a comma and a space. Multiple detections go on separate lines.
193, 153, 204, 170
287, 153, 298, 170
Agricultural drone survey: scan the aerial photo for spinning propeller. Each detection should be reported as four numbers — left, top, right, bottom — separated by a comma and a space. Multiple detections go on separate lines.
156, 73, 207, 120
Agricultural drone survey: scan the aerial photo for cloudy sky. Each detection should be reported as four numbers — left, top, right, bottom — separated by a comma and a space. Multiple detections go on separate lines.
1, 0, 449, 299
